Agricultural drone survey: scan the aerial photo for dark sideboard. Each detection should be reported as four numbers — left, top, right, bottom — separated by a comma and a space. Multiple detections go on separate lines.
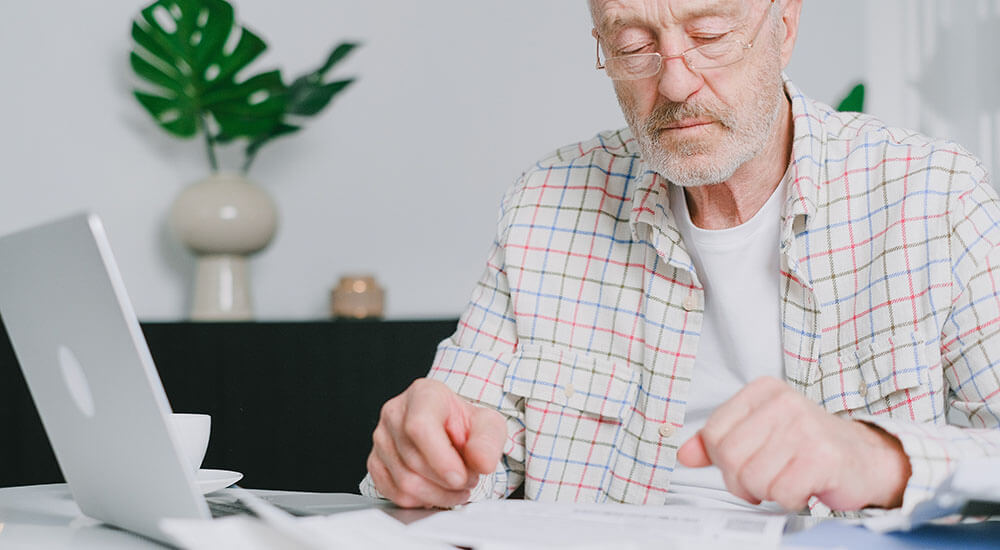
0, 319, 457, 493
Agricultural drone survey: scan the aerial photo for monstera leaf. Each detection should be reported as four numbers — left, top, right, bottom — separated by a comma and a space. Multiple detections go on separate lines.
130, 0, 286, 142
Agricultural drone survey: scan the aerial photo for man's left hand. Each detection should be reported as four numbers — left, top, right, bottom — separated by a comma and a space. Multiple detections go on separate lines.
676, 376, 911, 511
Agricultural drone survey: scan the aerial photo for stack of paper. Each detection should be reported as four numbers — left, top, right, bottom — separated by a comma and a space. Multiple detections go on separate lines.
161, 492, 788, 550
162, 508, 451, 550
406, 499, 788, 550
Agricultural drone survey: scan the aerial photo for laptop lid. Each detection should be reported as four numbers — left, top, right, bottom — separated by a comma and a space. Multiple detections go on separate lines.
0, 213, 210, 543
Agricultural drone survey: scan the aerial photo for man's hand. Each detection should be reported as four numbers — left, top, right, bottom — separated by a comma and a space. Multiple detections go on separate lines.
367, 378, 506, 508
676, 377, 911, 511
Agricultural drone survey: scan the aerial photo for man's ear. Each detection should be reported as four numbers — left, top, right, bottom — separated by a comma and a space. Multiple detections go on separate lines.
778, 0, 802, 69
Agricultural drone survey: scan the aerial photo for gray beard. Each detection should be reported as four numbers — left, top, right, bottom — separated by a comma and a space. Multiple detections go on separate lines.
619, 25, 785, 187
622, 76, 783, 187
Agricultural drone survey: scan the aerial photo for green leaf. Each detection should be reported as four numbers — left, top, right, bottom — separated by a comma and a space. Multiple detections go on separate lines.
246, 123, 301, 158
130, 52, 185, 95
211, 73, 287, 136
130, 0, 287, 142
836, 82, 865, 113
278, 41, 358, 118
131, 21, 174, 65
210, 29, 267, 85
317, 42, 358, 74
240, 41, 359, 165
134, 91, 198, 136
286, 78, 354, 116
188, 1, 234, 73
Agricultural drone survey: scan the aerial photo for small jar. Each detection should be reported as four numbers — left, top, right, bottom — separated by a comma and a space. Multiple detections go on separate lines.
330, 275, 385, 319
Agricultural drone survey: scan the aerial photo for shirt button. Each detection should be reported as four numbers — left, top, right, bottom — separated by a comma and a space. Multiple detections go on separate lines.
658, 424, 676, 438
682, 295, 698, 311
858, 383, 868, 398
564, 383, 575, 398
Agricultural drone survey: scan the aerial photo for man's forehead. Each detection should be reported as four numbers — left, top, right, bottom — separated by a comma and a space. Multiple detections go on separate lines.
593, 0, 750, 33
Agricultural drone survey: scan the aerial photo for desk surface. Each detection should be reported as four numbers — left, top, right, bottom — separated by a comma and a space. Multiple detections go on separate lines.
3, 484, 998, 549
0, 484, 384, 549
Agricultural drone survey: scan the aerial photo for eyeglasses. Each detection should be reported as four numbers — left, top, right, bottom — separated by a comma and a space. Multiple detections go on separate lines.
595, 0, 775, 80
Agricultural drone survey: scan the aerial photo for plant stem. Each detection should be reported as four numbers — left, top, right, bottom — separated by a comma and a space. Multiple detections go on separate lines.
201, 115, 218, 172
242, 150, 255, 174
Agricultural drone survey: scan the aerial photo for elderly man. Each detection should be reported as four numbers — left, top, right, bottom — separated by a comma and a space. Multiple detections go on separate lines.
362, 0, 1000, 515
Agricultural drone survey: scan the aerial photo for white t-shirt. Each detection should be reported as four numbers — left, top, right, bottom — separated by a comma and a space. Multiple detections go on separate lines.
665, 169, 789, 509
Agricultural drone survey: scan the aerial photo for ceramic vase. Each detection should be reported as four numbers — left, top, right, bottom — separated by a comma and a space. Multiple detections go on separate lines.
169, 172, 278, 320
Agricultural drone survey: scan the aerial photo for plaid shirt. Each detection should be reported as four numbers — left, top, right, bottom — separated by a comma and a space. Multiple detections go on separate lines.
362, 78, 1000, 514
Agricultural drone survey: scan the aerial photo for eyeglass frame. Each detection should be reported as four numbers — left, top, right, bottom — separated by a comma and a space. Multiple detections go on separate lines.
594, 0, 776, 80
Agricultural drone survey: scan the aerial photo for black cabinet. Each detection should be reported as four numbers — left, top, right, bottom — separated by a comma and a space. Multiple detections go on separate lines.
0, 319, 456, 492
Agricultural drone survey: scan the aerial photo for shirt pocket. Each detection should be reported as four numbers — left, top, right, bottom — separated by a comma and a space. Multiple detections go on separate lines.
807, 332, 934, 422
504, 344, 637, 499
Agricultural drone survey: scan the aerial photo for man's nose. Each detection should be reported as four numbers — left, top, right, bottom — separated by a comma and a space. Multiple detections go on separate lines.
656, 54, 704, 103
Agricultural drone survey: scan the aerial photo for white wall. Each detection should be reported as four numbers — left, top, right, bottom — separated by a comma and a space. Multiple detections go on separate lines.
0, 1, 878, 320
867, 0, 1000, 177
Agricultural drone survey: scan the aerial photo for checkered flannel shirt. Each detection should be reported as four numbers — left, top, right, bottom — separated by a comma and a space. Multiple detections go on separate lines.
361, 78, 1000, 514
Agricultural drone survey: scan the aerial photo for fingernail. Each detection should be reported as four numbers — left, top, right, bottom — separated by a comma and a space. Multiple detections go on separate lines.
446, 471, 464, 487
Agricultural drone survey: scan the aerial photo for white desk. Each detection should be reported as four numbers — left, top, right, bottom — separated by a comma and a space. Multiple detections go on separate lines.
0, 484, 159, 549
0, 484, 389, 549
2, 484, 997, 549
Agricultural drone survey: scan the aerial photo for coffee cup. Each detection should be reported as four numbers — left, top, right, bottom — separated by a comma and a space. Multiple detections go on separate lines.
170, 413, 211, 472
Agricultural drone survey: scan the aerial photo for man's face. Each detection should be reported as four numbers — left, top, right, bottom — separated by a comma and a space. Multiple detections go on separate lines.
593, 0, 786, 187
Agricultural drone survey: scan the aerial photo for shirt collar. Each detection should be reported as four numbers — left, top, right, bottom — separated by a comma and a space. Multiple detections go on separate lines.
781, 75, 824, 232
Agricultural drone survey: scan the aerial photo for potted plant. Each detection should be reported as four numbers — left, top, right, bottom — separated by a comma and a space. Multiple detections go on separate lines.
130, 0, 357, 320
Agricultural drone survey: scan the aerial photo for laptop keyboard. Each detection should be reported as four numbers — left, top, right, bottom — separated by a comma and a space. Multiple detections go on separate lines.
207, 496, 314, 518
208, 499, 256, 518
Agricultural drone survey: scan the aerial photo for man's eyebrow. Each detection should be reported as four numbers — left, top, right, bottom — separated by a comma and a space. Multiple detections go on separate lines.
596, 14, 646, 38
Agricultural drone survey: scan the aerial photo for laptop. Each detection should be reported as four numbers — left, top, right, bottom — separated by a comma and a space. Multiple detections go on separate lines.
0, 213, 379, 544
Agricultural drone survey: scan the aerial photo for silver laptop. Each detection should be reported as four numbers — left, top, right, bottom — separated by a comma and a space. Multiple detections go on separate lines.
0, 213, 381, 544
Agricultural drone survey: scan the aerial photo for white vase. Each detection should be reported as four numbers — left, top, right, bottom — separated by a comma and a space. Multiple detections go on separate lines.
169, 172, 278, 320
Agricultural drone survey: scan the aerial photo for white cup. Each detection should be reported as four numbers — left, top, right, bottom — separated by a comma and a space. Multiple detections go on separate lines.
170, 413, 211, 472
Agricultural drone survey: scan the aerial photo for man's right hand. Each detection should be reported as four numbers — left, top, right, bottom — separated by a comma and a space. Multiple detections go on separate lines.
367, 378, 506, 508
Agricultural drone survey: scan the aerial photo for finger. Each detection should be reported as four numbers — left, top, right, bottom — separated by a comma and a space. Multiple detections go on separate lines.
460, 404, 507, 474
677, 434, 757, 504
370, 450, 470, 509
700, 377, 787, 449
677, 432, 712, 467
766, 457, 817, 512
400, 385, 472, 488
372, 430, 472, 508
736, 417, 798, 503
366, 449, 406, 503
392, 428, 455, 488
444, 398, 470, 449
721, 468, 760, 505
382, 403, 461, 489
712, 393, 798, 500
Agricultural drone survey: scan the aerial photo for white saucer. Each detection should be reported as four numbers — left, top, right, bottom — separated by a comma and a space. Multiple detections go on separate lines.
196, 469, 243, 494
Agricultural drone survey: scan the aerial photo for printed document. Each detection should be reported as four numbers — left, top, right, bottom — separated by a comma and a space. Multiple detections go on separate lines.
406, 499, 788, 550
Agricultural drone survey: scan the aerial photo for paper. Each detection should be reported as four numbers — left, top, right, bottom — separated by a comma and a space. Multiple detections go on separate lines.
161, 508, 452, 550
405, 499, 788, 550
